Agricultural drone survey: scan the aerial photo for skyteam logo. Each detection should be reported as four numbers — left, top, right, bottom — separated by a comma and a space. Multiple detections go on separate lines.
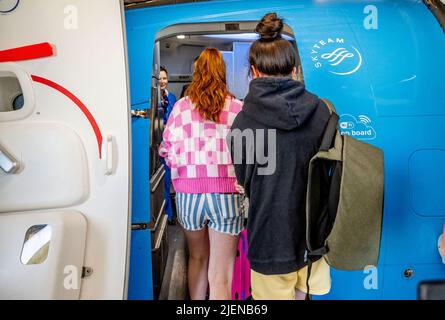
311, 38, 363, 76
339, 114, 376, 140
0, 0, 20, 14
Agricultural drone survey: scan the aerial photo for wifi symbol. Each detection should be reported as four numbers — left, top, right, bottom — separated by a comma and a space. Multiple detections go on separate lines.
359, 115, 372, 125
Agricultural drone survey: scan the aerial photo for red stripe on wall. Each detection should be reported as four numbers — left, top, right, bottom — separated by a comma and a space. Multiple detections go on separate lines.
32, 75, 103, 159
0, 43, 54, 62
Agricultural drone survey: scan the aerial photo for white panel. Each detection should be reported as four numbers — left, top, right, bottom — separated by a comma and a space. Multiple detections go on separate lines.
0, 122, 89, 213
0, 210, 87, 300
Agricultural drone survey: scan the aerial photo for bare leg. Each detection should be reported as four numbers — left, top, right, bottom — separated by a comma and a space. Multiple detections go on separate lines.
183, 227, 210, 300
208, 228, 239, 300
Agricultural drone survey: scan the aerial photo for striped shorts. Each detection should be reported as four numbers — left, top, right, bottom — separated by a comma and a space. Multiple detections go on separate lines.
176, 193, 244, 235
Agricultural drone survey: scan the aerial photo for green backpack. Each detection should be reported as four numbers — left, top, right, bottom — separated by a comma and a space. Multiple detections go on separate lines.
304, 99, 384, 295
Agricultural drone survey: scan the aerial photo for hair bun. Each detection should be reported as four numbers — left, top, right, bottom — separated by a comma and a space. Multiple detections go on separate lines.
255, 13, 283, 41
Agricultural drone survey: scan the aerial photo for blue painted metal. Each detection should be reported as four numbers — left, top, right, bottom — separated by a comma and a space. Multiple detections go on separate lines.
125, 0, 445, 299
128, 228, 153, 300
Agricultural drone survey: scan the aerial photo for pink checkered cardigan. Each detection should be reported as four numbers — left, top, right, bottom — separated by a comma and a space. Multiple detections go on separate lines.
159, 96, 243, 193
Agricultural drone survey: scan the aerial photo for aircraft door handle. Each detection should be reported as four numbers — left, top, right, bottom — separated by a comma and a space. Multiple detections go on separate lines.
0, 144, 20, 174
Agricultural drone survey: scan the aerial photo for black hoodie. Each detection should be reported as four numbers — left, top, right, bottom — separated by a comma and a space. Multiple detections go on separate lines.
229, 77, 330, 275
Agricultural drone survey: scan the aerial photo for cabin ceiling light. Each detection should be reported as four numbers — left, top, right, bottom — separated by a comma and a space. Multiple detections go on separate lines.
177, 35, 186, 39
202, 33, 294, 41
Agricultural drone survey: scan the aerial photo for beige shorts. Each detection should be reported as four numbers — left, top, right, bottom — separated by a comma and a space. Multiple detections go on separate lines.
251, 257, 331, 300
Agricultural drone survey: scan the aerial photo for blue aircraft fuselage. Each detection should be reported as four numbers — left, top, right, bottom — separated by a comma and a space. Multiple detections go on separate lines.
125, 0, 445, 300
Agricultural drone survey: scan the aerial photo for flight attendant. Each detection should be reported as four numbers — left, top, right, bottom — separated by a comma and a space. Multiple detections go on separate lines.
160, 66, 177, 223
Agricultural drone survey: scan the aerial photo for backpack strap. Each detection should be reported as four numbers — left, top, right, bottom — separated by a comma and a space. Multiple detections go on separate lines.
319, 99, 339, 152
306, 100, 337, 298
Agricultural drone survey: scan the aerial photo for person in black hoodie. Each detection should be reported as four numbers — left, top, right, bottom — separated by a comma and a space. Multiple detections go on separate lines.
228, 13, 332, 300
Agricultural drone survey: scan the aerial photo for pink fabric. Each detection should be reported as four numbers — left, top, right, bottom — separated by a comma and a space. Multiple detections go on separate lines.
159, 96, 243, 193
232, 230, 252, 300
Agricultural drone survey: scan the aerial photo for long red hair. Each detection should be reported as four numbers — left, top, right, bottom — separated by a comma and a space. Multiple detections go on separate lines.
185, 48, 234, 122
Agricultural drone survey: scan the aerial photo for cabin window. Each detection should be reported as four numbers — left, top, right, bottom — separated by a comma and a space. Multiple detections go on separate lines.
20, 225, 52, 265
146, 21, 302, 299
0, 73, 24, 112
424, 0, 445, 32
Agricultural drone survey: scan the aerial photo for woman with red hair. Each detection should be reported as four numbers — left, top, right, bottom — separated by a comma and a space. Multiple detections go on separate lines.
159, 48, 243, 300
